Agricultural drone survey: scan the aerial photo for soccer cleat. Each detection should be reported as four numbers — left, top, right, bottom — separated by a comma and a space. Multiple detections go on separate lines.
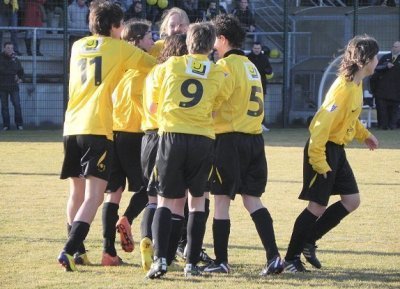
184, 263, 202, 277
203, 261, 231, 274
140, 237, 153, 271
101, 253, 124, 266
260, 255, 284, 276
284, 258, 310, 273
73, 252, 92, 265
176, 243, 186, 261
146, 257, 167, 279
303, 243, 322, 269
199, 248, 214, 265
17, 126, 23, 130
116, 216, 134, 252
58, 251, 77, 272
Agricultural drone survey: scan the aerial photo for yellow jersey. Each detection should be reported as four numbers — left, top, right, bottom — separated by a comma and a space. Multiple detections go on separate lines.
141, 66, 159, 131
149, 39, 165, 58
214, 52, 264, 134
112, 69, 148, 132
152, 54, 227, 139
64, 35, 156, 140
308, 76, 371, 174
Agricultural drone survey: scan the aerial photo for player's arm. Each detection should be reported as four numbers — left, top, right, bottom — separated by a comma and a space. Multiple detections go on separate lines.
308, 104, 338, 175
123, 42, 157, 73
149, 64, 165, 114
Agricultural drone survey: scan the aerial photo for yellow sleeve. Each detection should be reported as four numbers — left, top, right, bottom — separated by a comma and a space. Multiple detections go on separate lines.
354, 119, 371, 142
151, 64, 164, 105
122, 42, 156, 73
308, 108, 338, 174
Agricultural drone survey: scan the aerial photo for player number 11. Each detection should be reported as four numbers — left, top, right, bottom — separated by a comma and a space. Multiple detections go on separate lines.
78, 56, 102, 86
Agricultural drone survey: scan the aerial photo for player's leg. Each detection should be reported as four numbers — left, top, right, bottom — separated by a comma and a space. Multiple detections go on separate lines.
166, 196, 186, 266
102, 188, 123, 265
242, 194, 283, 275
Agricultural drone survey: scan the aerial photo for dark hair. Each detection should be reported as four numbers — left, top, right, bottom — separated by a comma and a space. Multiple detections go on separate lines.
121, 19, 151, 46
3, 41, 13, 48
186, 22, 216, 54
338, 34, 379, 81
88, 0, 124, 36
252, 41, 261, 46
157, 34, 188, 63
212, 14, 245, 48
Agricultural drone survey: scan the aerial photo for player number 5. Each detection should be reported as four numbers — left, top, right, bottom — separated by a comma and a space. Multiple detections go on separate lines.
247, 86, 263, 117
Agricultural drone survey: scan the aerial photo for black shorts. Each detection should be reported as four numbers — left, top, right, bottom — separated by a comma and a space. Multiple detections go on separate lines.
60, 135, 113, 181
299, 140, 359, 206
211, 133, 267, 199
141, 130, 159, 197
106, 131, 145, 193
155, 132, 214, 199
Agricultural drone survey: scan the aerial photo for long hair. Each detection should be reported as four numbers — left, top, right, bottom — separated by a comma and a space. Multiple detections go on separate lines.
159, 7, 190, 38
157, 34, 188, 63
338, 34, 379, 81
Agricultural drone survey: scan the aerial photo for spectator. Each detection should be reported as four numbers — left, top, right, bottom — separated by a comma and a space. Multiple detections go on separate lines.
0, 0, 22, 56
23, 0, 46, 56
247, 41, 273, 130
231, 0, 255, 32
370, 41, 400, 130
124, 0, 145, 20
181, 0, 201, 22
0, 42, 24, 131
68, 0, 89, 53
205, 0, 227, 20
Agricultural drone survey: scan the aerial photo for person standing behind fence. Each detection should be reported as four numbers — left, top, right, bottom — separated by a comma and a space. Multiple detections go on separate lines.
370, 41, 400, 130
0, 42, 24, 131
23, 0, 46, 56
0, 0, 22, 56
283, 35, 379, 273
247, 41, 273, 131
68, 0, 89, 54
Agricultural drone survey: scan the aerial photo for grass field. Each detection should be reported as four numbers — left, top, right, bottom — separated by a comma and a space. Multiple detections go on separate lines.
0, 129, 399, 289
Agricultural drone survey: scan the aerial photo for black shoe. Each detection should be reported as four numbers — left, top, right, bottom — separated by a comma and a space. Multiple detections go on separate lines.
36, 51, 43, 56
184, 263, 202, 277
203, 261, 231, 273
199, 248, 214, 265
146, 257, 167, 279
284, 258, 310, 273
260, 255, 284, 276
302, 243, 321, 269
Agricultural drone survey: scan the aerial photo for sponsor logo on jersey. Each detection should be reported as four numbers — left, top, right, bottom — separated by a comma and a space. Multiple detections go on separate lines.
186, 57, 210, 79
82, 38, 103, 53
328, 104, 338, 112
97, 151, 107, 172
244, 62, 260, 80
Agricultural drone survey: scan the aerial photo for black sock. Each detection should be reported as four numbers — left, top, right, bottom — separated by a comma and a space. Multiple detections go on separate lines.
251, 208, 279, 261
140, 203, 157, 239
285, 209, 318, 261
166, 214, 185, 265
67, 223, 86, 254
308, 201, 350, 244
123, 186, 148, 223
102, 202, 119, 256
204, 198, 210, 222
152, 207, 172, 259
186, 211, 206, 265
213, 218, 230, 264
178, 201, 189, 248
64, 221, 90, 255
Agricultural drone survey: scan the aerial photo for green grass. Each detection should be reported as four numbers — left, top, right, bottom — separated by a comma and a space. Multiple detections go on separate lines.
0, 129, 399, 289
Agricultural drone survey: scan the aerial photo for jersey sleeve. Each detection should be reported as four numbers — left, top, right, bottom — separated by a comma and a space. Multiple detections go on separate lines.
308, 104, 339, 174
121, 42, 156, 73
354, 119, 371, 142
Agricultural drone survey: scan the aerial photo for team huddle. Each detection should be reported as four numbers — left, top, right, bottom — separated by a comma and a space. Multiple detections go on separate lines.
57, 0, 379, 279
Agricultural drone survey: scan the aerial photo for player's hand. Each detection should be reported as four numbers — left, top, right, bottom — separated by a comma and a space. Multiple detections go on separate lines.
365, 134, 379, 150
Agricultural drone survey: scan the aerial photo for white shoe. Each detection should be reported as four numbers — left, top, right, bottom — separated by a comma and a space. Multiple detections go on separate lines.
262, 124, 270, 132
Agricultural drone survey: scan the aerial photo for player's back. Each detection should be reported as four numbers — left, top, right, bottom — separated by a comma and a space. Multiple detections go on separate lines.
64, 35, 155, 140
155, 54, 226, 139
214, 53, 264, 135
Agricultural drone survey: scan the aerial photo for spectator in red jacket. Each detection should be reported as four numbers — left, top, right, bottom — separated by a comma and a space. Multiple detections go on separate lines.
23, 0, 46, 56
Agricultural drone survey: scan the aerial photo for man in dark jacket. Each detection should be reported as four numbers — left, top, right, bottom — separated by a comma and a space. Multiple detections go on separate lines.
0, 42, 24, 130
247, 41, 273, 130
370, 41, 400, 130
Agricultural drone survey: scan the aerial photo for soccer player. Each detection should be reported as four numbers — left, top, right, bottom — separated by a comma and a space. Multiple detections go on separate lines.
203, 14, 284, 276
101, 19, 155, 266
139, 33, 189, 272
145, 22, 227, 279
284, 35, 379, 272
148, 7, 190, 57
57, 0, 155, 272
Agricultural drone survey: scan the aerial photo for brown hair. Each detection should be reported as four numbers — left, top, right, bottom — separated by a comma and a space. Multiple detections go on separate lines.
88, 0, 123, 36
157, 34, 188, 63
121, 19, 151, 46
338, 34, 379, 81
